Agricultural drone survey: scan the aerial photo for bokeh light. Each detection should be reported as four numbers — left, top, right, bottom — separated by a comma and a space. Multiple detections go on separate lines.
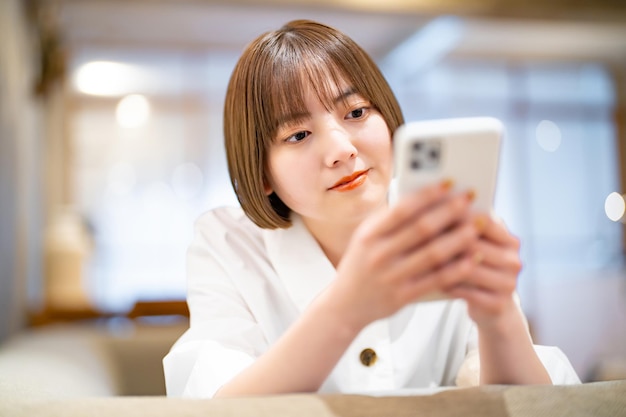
116, 94, 151, 128
604, 192, 625, 222
536, 119, 562, 152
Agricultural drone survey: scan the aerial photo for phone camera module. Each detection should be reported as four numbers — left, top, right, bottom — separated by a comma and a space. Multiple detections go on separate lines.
410, 138, 441, 171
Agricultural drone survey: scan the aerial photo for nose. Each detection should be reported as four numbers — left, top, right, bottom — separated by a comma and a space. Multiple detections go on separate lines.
323, 125, 358, 168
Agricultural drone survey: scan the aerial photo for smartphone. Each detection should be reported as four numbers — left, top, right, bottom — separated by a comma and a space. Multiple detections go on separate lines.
393, 117, 503, 214
392, 117, 504, 302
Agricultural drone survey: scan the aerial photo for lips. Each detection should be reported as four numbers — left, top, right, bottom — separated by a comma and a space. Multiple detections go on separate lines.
329, 169, 369, 192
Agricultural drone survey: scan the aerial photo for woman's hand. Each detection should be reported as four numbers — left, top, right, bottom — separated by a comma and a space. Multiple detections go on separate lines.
442, 216, 553, 385
326, 181, 480, 332
444, 215, 522, 330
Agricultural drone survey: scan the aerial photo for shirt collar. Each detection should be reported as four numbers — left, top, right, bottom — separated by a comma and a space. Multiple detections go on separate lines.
263, 213, 336, 313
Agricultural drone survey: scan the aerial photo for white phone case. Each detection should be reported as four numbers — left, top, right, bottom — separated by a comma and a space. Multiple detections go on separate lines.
392, 117, 504, 302
393, 117, 503, 214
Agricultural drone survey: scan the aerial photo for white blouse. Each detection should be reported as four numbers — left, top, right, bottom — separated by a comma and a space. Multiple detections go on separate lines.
163, 206, 580, 398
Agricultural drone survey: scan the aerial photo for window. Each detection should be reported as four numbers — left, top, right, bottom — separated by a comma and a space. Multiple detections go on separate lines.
385, 58, 621, 317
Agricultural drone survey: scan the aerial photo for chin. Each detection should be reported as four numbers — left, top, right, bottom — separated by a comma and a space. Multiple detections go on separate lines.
346, 191, 387, 219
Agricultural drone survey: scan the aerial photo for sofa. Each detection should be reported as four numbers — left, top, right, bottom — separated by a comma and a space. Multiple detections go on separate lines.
0, 319, 624, 417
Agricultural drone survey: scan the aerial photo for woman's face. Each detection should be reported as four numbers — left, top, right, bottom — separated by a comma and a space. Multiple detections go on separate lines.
265, 82, 393, 228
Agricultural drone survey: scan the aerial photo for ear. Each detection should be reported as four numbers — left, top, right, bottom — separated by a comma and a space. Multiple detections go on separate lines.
263, 178, 273, 196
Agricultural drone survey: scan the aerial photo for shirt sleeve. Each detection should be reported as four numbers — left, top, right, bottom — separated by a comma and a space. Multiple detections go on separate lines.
534, 345, 581, 385
454, 294, 581, 386
163, 208, 268, 398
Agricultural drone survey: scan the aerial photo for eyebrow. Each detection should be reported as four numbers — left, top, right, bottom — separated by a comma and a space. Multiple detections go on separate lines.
333, 88, 358, 105
275, 88, 358, 129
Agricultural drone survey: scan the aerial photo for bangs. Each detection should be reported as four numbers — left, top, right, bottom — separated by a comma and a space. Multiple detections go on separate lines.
253, 36, 364, 147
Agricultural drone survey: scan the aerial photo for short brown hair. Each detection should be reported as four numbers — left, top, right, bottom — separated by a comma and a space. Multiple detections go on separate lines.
224, 19, 404, 229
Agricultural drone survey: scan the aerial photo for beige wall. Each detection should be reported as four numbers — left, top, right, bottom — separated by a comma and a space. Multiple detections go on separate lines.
0, 0, 44, 342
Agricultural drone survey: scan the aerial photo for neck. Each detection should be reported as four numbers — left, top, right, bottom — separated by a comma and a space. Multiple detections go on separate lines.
301, 203, 387, 268
302, 219, 355, 268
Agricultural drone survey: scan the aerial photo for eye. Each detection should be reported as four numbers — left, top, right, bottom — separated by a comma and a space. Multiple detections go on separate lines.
346, 107, 368, 120
285, 130, 310, 143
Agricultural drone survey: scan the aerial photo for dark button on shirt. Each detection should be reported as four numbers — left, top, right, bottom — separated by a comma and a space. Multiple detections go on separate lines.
360, 348, 377, 367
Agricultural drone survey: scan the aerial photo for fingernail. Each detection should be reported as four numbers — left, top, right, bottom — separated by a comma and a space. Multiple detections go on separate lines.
474, 216, 487, 232
466, 189, 476, 202
440, 179, 454, 191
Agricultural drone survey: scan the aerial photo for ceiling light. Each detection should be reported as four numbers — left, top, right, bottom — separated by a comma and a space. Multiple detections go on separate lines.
74, 61, 149, 96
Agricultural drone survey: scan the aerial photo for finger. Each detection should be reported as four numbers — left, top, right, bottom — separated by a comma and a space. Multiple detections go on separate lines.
461, 264, 518, 295
377, 180, 454, 236
470, 240, 522, 272
431, 253, 475, 290
378, 191, 475, 261
446, 285, 503, 313
474, 214, 519, 248
390, 222, 478, 282
401, 255, 474, 304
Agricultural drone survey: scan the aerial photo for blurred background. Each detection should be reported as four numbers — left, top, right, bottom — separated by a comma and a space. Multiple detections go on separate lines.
2, 0, 626, 387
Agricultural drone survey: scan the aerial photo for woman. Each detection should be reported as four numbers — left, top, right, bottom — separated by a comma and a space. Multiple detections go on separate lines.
163, 19, 579, 398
